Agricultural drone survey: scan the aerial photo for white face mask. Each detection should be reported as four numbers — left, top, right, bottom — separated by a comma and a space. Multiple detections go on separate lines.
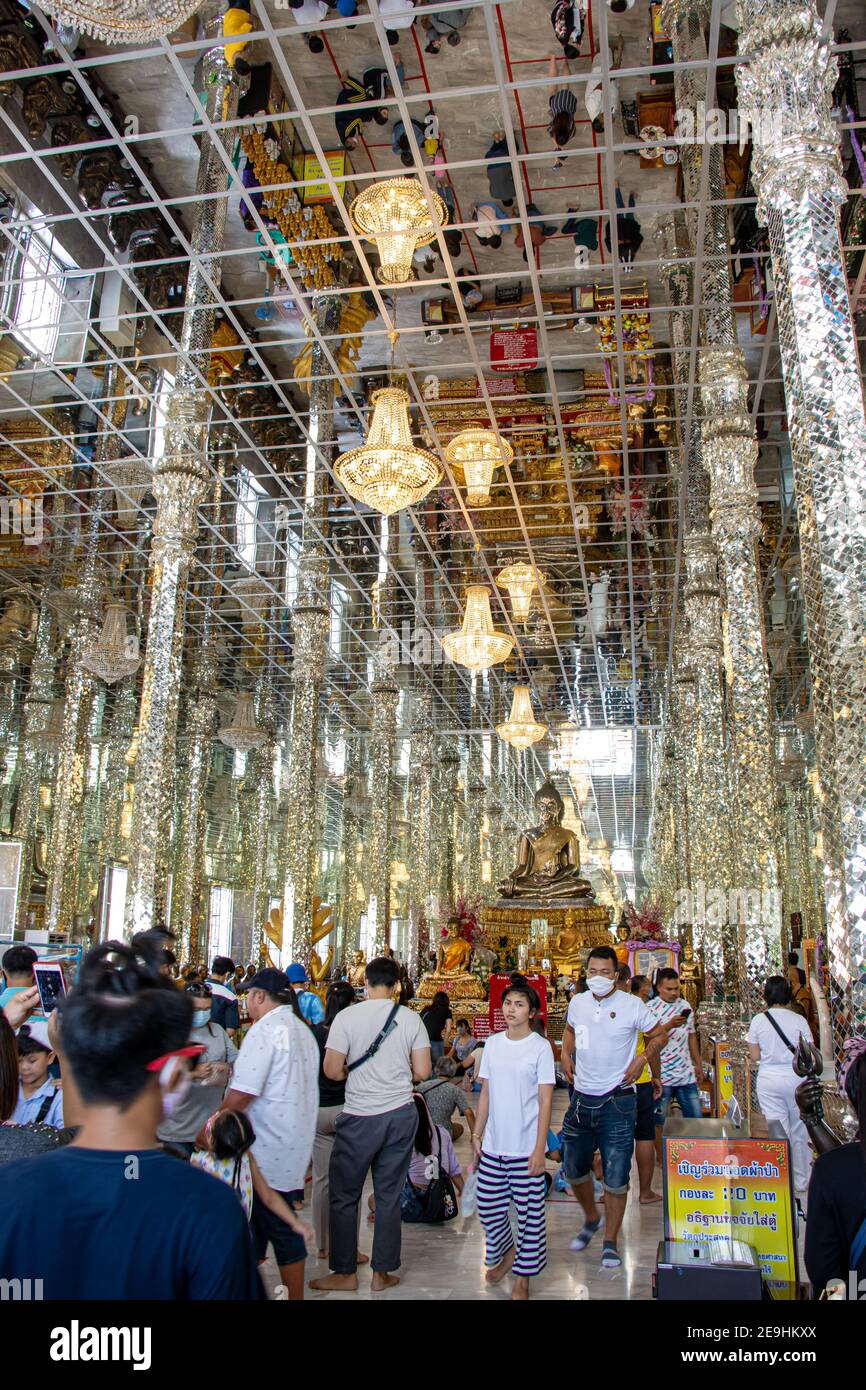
587, 974, 615, 998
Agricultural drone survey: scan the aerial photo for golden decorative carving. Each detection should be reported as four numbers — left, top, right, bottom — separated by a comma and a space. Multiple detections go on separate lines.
291, 293, 375, 394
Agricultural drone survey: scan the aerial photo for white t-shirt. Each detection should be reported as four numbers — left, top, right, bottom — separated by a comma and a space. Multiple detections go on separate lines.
379, 0, 416, 30
747, 1009, 812, 1076
290, 0, 328, 24
326, 1000, 430, 1117
647, 996, 697, 1085
230, 1006, 319, 1192
477, 1031, 556, 1157
566, 989, 656, 1096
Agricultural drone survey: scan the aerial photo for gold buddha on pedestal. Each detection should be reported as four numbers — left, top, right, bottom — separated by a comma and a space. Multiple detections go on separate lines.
417, 916, 486, 1000
497, 780, 593, 901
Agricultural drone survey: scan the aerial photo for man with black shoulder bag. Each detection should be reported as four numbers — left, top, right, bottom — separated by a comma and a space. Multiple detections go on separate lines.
309, 956, 431, 1293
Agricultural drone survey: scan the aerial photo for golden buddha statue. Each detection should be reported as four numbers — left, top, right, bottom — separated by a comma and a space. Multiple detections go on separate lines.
347, 949, 367, 989
554, 909, 585, 963
497, 780, 593, 901
615, 921, 630, 967
679, 937, 703, 1012
417, 917, 485, 1000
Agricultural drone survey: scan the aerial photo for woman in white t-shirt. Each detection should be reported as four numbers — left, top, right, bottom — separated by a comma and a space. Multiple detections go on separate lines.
472, 978, 555, 1300
747, 975, 815, 1197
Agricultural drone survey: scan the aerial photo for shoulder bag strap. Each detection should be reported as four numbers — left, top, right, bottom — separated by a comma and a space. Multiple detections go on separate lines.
34, 1094, 54, 1124
346, 1001, 401, 1073
763, 1009, 797, 1054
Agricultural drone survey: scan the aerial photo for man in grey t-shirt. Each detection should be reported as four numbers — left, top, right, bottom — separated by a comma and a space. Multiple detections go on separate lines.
309, 957, 430, 1294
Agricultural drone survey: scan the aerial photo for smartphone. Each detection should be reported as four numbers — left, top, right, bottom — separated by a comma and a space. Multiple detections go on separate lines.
33, 961, 67, 1015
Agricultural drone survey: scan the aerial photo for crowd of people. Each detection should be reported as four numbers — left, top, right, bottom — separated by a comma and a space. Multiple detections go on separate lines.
1, 932, 864, 1300
306, 4, 643, 276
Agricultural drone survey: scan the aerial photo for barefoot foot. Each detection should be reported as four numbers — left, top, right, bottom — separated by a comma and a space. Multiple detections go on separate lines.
511, 1275, 530, 1300
485, 1247, 515, 1284
639, 1190, 662, 1204
357, 1251, 370, 1265
308, 1272, 359, 1292
371, 1271, 400, 1291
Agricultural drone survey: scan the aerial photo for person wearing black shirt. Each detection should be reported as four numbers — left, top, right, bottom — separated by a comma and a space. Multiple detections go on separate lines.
804, 1042, 866, 1295
310, 981, 361, 1261
0, 942, 264, 1300
206, 956, 241, 1037
421, 991, 453, 1063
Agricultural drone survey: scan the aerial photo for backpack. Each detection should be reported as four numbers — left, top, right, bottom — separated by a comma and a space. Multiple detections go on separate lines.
401, 1127, 459, 1224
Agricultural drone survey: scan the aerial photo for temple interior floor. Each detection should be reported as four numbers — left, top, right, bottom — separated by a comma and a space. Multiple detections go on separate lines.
262, 1092, 662, 1301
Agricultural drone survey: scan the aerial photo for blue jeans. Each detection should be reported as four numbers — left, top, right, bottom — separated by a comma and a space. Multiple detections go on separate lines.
655, 1082, 703, 1126
561, 1089, 637, 1195
430, 1040, 445, 1064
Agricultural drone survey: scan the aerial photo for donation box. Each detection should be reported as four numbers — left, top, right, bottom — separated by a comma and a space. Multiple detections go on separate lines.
662, 1116, 798, 1299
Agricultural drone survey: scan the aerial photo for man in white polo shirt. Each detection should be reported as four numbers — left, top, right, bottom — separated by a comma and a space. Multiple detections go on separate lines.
560, 945, 670, 1269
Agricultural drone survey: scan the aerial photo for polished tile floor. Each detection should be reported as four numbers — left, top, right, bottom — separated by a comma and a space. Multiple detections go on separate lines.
264, 1093, 664, 1301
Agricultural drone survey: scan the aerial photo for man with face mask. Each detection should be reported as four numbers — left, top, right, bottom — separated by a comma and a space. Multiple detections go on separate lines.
157, 982, 238, 1156
559, 945, 670, 1269
210, 969, 319, 1300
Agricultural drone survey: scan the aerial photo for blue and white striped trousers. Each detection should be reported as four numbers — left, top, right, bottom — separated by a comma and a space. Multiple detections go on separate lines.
476, 1151, 547, 1278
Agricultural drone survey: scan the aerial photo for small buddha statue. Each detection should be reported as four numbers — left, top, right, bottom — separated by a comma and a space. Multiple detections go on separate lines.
615, 921, 630, 967
554, 908, 585, 962
417, 917, 485, 1000
436, 917, 474, 976
497, 780, 594, 901
347, 949, 367, 989
679, 936, 703, 1012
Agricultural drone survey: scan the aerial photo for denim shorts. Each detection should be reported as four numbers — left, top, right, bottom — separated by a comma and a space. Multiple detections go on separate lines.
561, 1089, 637, 1195
654, 1081, 703, 1126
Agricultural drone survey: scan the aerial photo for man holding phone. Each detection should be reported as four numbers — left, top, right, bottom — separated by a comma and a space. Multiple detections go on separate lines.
647, 968, 706, 1124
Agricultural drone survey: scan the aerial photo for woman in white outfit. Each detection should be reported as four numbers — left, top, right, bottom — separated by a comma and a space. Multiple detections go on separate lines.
747, 975, 814, 1200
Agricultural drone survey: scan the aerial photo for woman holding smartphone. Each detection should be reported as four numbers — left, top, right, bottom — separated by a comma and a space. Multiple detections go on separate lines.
472, 977, 555, 1300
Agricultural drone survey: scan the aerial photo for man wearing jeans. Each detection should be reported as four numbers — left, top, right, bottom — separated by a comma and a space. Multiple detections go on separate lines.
309, 956, 431, 1293
560, 946, 669, 1269
647, 968, 706, 1124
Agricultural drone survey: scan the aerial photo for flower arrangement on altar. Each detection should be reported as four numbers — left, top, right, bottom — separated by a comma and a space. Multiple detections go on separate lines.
439, 893, 484, 943
622, 896, 665, 941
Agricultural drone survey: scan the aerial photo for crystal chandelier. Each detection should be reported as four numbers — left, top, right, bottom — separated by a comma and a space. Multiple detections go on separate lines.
81, 603, 141, 685
441, 585, 514, 671
349, 178, 447, 284
106, 460, 153, 531
444, 428, 513, 507
41, 0, 200, 43
496, 561, 544, 624
218, 692, 266, 754
496, 685, 547, 751
335, 386, 442, 516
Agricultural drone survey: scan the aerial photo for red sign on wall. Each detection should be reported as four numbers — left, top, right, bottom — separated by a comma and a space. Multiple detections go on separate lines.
487, 972, 548, 1035
489, 328, 538, 372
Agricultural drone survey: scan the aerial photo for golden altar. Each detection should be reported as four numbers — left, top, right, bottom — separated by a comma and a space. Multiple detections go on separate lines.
480, 900, 614, 977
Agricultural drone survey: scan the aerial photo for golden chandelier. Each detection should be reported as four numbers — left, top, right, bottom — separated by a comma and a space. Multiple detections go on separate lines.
496, 561, 545, 624
334, 386, 442, 516
444, 428, 513, 507
441, 585, 514, 671
349, 178, 447, 284
496, 685, 548, 751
